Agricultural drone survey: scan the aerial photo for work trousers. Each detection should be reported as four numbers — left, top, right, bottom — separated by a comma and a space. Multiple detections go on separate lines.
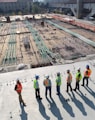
56, 85, 60, 95
82, 76, 89, 86
35, 88, 41, 99
67, 83, 72, 92
75, 81, 80, 90
45, 86, 51, 98
18, 92, 25, 105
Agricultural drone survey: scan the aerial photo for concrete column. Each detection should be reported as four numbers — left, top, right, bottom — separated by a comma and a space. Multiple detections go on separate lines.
76, 0, 83, 19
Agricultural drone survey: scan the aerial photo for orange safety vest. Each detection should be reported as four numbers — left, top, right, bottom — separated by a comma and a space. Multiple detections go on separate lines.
16, 83, 22, 93
84, 69, 92, 77
44, 79, 49, 87
88, 69, 92, 77
67, 73, 72, 83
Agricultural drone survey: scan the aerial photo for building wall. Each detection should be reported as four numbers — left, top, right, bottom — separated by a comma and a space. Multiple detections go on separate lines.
0, 0, 33, 14
44, 0, 95, 4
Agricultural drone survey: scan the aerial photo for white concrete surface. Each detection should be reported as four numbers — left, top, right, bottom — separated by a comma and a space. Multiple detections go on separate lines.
0, 59, 95, 120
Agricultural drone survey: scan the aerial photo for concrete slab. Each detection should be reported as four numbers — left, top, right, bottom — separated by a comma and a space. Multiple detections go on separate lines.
0, 59, 95, 120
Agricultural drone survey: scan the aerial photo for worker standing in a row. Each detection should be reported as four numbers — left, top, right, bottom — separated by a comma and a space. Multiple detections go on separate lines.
33, 75, 42, 100
43, 75, 52, 98
15, 79, 26, 106
66, 70, 72, 93
74, 69, 82, 91
56, 72, 61, 95
15, 65, 92, 104
81, 65, 92, 87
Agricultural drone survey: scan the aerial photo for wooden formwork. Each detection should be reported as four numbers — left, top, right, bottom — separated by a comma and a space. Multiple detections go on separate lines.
15, 21, 45, 67
0, 18, 95, 68
34, 19, 95, 61
0, 23, 10, 36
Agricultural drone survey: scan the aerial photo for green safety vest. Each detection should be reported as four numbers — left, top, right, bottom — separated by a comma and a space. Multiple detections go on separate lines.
76, 72, 82, 81
56, 76, 61, 86
33, 80, 39, 89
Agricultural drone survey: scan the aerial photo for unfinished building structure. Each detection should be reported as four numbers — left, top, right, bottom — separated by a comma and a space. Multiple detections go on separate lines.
44, 0, 95, 19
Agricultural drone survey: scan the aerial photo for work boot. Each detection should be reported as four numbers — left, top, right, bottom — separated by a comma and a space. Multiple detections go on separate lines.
23, 102, 26, 107
73, 89, 76, 91
39, 97, 42, 100
38, 95, 42, 100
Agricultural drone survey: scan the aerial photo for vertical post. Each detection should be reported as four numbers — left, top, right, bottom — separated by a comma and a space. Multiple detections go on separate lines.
76, 0, 83, 19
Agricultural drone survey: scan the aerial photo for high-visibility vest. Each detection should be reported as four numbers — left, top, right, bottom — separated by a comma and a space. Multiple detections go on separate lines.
16, 83, 22, 93
43, 79, 51, 87
56, 76, 61, 86
33, 80, 39, 89
67, 73, 72, 83
88, 69, 92, 77
84, 69, 92, 77
76, 72, 82, 81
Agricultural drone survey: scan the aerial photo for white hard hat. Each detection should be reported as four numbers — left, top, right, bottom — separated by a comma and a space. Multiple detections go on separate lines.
16, 78, 19, 81
45, 75, 49, 79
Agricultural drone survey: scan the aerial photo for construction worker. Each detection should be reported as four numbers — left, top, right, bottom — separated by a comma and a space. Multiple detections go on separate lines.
14, 79, 26, 106
66, 70, 72, 93
33, 75, 42, 100
56, 72, 61, 95
81, 65, 92, 87
43, 75, 52, 98
74, 69, 82, 91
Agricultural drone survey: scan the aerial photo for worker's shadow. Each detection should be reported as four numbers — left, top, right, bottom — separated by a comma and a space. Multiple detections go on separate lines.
76, 90, 95, 110
84, 86, 95, 98
37, 99, 50, 120
20, 104, 28, 120
68, 92, 87, 116
58, 93, 75, 117
46, 97, 63, 120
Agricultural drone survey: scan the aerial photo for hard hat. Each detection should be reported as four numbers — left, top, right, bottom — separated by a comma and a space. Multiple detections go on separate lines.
86, 65, 89, 69
16, 78, 19, 81
57, 72, 60, 76
35, 75, 39, 80
77, 68, 80, 72
16, 78, 20, 83
45, 75, 49, 79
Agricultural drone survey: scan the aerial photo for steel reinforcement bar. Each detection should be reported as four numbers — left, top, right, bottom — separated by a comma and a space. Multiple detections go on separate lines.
2, 23, 17, 66
24, 20, 62, 65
